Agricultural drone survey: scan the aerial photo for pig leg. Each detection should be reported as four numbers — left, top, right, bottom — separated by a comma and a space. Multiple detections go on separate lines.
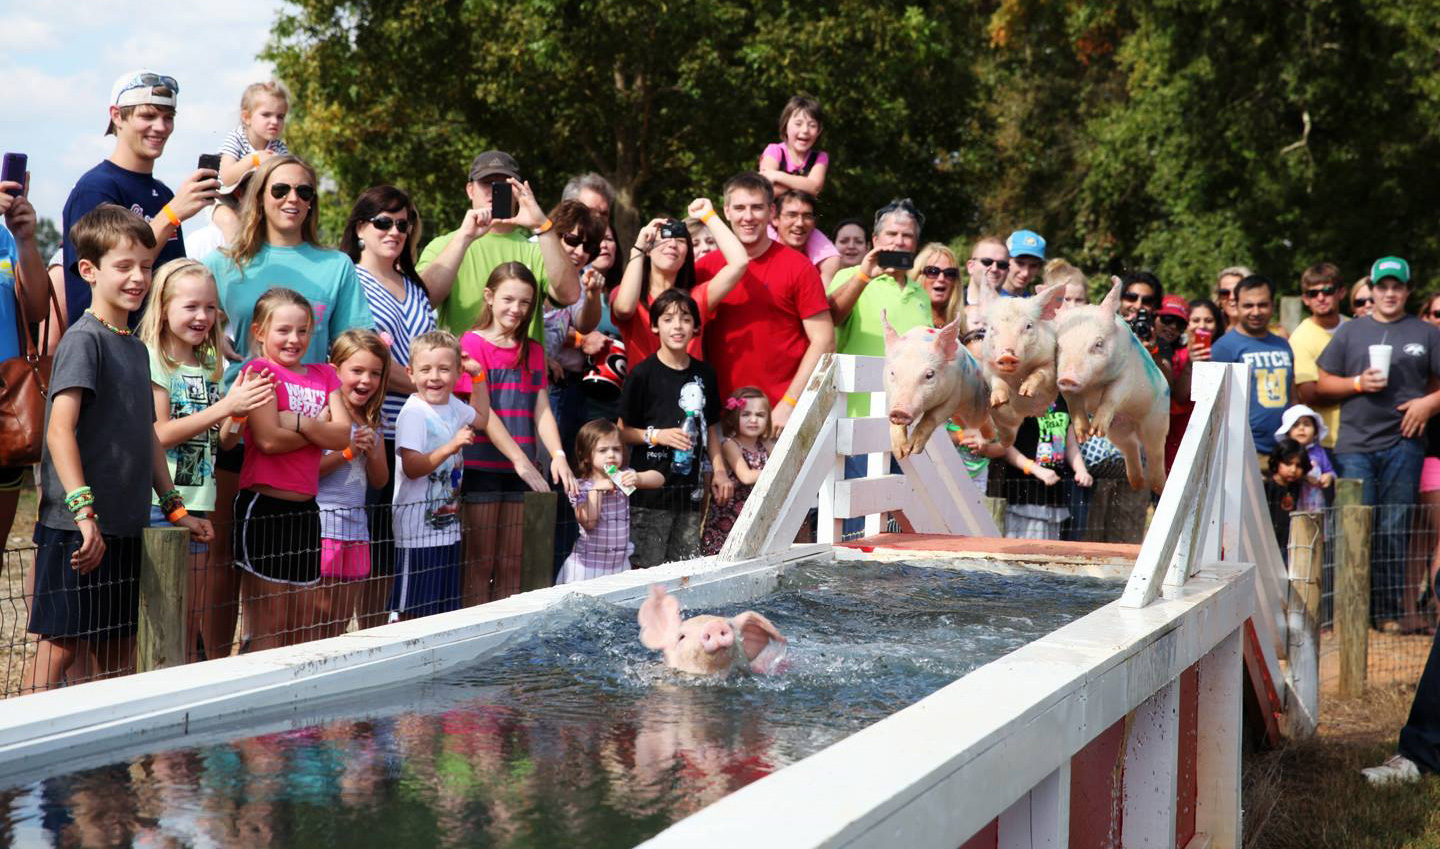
1089, 394, 1121, 440
989, 376, 1011, 409
1064, 392, 1092, 443
905, 407, 950, 457
1116, 429, 1147, 490
890, 423, 912, 459
1018, 365, 1055, 399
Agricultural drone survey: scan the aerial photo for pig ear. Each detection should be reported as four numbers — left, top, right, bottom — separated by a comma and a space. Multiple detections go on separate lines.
1098, 277, 1123, 319
1034, 280, 1068, 321
935, 316, 963, 361
638, 585, 682, 651
882, 310, 900, 349
731, 611, 788, 674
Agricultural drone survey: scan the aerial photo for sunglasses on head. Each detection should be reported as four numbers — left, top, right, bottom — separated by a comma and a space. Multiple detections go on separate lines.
922, 266, 961, 281
269, 182, 315, 202
1304, 285, 1337, 297
367, 215, 409, 233
973, 257, 1010, 271
1122, 292, 1160, 307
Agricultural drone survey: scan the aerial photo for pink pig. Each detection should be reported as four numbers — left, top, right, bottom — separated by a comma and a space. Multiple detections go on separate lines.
1053, 279, 1170, 494
883, 314, 994, 459
638, 585, 787, 676
979, 280, 1066, 448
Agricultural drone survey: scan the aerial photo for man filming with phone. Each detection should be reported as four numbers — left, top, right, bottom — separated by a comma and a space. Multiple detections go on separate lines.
418, 150, 580, 342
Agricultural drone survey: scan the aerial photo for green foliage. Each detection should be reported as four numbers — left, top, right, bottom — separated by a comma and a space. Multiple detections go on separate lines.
33, 217, 60, 262
267, 0, 1440, 300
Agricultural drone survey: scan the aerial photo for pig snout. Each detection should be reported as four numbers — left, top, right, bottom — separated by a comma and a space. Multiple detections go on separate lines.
1056, 375, 1082, 392
890, 408, 913, 425
994, 350, 1021, 372
700, 620, 734, 654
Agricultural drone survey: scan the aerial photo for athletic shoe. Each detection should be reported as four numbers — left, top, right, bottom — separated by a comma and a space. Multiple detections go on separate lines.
1362, 754, 1421, 786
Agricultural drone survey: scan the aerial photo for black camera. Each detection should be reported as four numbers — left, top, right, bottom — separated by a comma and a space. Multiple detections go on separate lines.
659, 219, 689, 240
1129, 307, 1154, 342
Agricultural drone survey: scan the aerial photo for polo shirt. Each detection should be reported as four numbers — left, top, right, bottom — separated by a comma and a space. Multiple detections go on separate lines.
828, 266, 932, 416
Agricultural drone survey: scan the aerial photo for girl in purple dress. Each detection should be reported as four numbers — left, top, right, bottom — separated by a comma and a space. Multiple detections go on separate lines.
702, 387, 775, 555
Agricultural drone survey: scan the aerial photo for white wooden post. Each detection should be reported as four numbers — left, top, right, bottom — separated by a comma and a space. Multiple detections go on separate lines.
999, 763, 1069, 849
1122, 678, 1181, 847
1193, 629, 1243, 849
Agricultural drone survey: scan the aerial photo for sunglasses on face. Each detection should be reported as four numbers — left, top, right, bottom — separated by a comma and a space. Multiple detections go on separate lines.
973, 257, 1010, 271
1353, 298, 1372, 307
1159, 315, 1187, 328
1216, 288, 1232, 300
1304, 285, 1337, 297
561, 232, 586, 248
1122, 292, 1160, 307
269, 182, 315, 202
367, 215, 409, 233
922, 266, 961, 281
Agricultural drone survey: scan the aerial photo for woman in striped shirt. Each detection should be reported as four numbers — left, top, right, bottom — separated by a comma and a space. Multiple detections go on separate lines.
340, 185, 439, 625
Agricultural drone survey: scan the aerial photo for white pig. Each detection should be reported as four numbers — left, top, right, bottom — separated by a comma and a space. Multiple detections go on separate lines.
883, 314, 994, 459
638, 585, 787, 676
1053, 279, 1170, 494
979, 280, 1066, 449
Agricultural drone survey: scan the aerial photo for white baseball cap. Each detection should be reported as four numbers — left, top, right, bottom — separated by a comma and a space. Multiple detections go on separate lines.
110, 70, 179, 109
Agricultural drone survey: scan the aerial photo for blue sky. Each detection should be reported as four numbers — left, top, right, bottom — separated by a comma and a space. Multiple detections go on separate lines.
1, 0, 284, 228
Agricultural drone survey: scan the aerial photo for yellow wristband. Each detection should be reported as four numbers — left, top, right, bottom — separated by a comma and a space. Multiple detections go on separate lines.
160, 203, 181, 228
342, 446, 356, 461
167, 506, 189, 524
538, 218, 554, 235
700, 210, 717, 224
782, 393, 799, 407
250, 152, 261, 169
1354, 376, 1364, 393
856, 270, 871, 284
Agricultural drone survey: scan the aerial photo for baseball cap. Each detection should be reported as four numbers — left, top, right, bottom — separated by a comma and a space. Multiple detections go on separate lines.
468, 151, 521, 183
1007, 229, 1046, 260
110, 70, 178, 109
1159, 294, 1188, 320
1370, 256, 1410, 285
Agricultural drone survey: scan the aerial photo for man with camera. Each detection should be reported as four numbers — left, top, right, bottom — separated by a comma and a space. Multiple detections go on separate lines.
1209, 274, 1294, 470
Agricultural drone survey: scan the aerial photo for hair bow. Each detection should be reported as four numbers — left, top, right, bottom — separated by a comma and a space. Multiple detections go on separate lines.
725, 396, 745, 411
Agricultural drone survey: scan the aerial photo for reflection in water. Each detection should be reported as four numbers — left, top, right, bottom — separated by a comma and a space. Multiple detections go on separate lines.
2, 561, 1117, 848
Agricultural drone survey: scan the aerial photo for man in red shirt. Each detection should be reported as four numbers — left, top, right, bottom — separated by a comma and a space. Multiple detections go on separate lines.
699, 172, 834, 436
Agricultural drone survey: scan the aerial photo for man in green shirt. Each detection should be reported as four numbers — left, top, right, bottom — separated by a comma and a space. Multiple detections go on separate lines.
418, 151, 580, 341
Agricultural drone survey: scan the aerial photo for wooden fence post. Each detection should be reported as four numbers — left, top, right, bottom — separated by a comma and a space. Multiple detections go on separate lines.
1286, 511, 1323, 737
1336, 504, 1372, 699
520, 490, 556, 593
986, 496, 1007, 537
137, 526, 190, 673
1278, 296, 1305, 334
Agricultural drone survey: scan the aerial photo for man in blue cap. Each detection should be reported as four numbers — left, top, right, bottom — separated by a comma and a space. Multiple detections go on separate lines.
1002, 229, 1045, 296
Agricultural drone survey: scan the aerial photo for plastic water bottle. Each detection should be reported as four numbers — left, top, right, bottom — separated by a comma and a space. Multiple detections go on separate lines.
673, 411, 699, 475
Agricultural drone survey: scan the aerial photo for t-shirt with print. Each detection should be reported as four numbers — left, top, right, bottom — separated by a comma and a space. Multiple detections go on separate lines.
620, 353, 721, 513
217, 127, 290, 162
238, 359, 341, 496
460, 332, 547, 472
1008, 397, 1071, 508
609, 281, 713, 366
356, 265, 436, 437
38, 314, 154, 536
417, 228, 548, 343
149, 348, 221, 511
1315, 314, 1440, 454
827, 267, 932, 417
62, 160, 186, 326
204, 243, 373, 388
698, 240, 829, 403
394, 394, 477, 547
317, 425, 370, 541
0, 226, 21, 361
1289, 315, 1346, 448
1210, 330, 1294, 453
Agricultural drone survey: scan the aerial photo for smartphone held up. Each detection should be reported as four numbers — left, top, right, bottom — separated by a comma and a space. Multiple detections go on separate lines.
0, 153, 26, 197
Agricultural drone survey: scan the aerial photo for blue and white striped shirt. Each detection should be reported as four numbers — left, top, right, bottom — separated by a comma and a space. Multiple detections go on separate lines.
356, 265, 437, 437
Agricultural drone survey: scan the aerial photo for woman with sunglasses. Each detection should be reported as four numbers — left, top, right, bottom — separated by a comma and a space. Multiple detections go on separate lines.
541, 200, 606, 450
911, 242, 963, 327
1351, 277, 1373, 319
202, 154, 374, 653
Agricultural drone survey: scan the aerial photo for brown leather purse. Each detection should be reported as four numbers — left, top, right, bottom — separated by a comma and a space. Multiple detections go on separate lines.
0, 278, 59, 467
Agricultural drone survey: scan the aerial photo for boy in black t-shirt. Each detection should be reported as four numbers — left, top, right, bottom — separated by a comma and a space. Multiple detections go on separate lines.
619, 289, 729, 567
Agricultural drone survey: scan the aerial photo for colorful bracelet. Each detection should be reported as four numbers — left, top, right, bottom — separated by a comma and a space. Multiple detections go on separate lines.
167, 507, 189, 524
342, 446, 356, 461
75, 510, 98, 524
64, 485, 92, 503
160, 203, 181, 228
65, 490, 96, 514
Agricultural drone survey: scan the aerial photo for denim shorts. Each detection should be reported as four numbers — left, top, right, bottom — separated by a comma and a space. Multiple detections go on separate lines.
148, 505, 210, 555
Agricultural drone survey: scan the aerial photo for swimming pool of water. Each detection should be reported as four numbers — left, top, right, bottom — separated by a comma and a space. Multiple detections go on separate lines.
1, 560, 1119, 848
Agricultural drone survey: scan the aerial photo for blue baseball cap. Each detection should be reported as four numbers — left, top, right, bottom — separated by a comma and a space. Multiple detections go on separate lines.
1007, 229, 1046, 260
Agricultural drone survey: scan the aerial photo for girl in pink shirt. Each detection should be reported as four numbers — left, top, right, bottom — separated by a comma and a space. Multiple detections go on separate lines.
234, 288, 352, 650
758, 95, 839, 273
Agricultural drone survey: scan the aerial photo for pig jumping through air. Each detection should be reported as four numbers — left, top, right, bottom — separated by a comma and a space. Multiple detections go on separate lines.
638, 585, 787, 676
979, 280, 1066, 449
1054, 278, 1170, 494
883, 314, 994, 459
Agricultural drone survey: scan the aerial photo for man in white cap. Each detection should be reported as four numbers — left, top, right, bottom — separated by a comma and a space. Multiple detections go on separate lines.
60, 70, 218, 325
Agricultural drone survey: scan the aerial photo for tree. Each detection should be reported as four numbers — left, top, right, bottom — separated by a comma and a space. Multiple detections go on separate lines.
33, 217, 60, 263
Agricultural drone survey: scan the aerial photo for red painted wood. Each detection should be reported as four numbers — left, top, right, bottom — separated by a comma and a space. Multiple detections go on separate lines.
1069, 717, 1127, 849
1176, 664, 1200, 847
1242, 619, 1283, 747
958, 817, 998, 849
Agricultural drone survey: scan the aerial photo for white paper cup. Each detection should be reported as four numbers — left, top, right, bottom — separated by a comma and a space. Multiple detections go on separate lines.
1369, 344, 1393, 379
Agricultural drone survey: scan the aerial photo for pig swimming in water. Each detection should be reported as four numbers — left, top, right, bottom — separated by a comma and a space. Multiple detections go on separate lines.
1054, 279, 1170, 494
978, 280, 1066, 449
638, 585, 787, 676
883, 314, 994, 459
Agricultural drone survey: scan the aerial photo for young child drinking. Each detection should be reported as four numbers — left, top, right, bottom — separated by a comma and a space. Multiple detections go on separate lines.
459, 262, 576, 603
701, 387, 774, 556
558, 419, 663, 584
758, 95, 837, 265
217, 81, 292, 188
1274, 404, 1335, 512
1266, 439, 1311, 551
620, 289, 727, 567
26, 206, 212, 691
315, 330, 390, 637
233, 288, 352, 651
138, 258, 273, 661
391, 330, 482, 620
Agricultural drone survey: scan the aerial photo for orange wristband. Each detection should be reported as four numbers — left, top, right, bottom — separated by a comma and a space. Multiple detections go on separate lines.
700, 210, 717, 224
1353, 376, 1364, 393
1022, 460, 1036, 476
167, 506, 189, 523
474, 367, 487, 384
783, 393, 799, 407
250, 152, 261, 169
538, 218, 554, 235
572, 330, 585, 348
856, 270, 871, 284
342, 447, 356, 461
160, 203, 181, 228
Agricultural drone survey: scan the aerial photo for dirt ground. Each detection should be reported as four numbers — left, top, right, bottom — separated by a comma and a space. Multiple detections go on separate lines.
1, 484, 37, 698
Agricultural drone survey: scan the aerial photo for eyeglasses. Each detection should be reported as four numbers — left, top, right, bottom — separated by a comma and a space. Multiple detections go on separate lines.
921, 266, 961, 281
561, 232, 586, 248
1353, 298, 1372, 307
269, 182, 315, 202
1122, 292, 1160, 307
972, 257, 1010, 271
779, 210, 816, 223
367, 215, 409, 233
1304, 285, 1337, 297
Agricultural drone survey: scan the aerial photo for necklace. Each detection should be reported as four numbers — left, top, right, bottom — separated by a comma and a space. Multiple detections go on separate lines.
86, 309, 132, 336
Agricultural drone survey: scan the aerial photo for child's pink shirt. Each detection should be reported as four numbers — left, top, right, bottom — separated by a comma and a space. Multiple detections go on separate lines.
239, 358, 341, 496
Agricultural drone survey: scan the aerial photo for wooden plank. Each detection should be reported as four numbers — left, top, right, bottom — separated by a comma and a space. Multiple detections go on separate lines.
816, 395, 846, 545
1334, 477, 1363, 507
1337, 504, 1373, 699
519, 491, 556, 592
1242, 620, 1283, 747
1193, 629, 1243, 849
137, 527, 191, 673
1278, 295, 1304, 334
1285, 512, 1323, 737
835, 353, 886, 394
999, 766, 1069, 849
916, 427, 1001, 536
834, 475, 912, 520
836, 416, 891, 456
1123, 678, 1181, 848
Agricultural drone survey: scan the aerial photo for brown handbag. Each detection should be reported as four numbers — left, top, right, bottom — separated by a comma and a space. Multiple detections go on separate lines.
0, 277, 59, 467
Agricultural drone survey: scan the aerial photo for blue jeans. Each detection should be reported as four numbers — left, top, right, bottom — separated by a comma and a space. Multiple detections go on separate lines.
1337, 438, 1424, 623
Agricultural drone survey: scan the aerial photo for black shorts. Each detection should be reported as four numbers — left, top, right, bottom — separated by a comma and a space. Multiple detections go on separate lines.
28, 525, 141, 642
233, 490, 322, 585
216, 442, 245, 475
461, 469, 526, 504
0, 465, 25, 492
364, 437, 398, 578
